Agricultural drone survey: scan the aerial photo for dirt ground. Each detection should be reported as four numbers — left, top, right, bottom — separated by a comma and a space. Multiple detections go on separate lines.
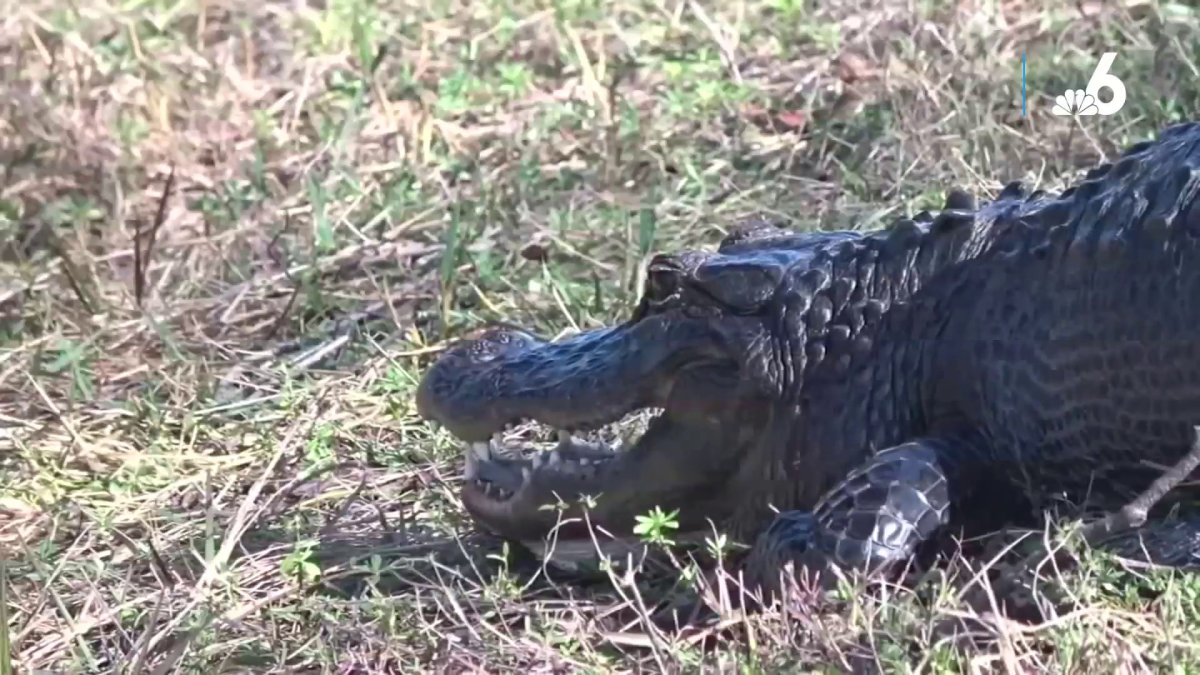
3, 0, 1200, 671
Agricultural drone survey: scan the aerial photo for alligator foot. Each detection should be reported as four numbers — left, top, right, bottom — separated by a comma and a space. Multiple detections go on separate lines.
742, 437, 964, 602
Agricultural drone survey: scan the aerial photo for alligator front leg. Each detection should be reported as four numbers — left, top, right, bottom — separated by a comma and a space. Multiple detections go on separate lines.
744, 437, 965, 596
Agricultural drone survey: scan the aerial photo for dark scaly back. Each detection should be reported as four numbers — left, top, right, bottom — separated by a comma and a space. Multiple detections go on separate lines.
723, 121, 1200, 531
715, 184, 1025, 527
935, 122, 1200, 505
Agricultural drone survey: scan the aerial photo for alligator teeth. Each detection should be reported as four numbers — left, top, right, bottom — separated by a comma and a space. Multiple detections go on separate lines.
499, 418, 529, 434
582, 439, 615, 455
473, 478, 513, 501
464, 440, 492, 480
470, 441, 492, 461
532, 450, 563, 469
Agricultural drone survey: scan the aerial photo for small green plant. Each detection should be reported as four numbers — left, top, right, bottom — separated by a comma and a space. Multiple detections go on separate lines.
496, 62, 532, 98
483, 542, 524, 602
304, 423, 338, 465
633, 506, 680, 547
281, 541, 322, 584
436, 67, 485, 116
41, 339, 96, 402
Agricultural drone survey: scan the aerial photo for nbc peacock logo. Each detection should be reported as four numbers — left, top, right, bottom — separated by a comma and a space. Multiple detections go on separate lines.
1052, 89, 1100, 116
1049, 52, 1126, 117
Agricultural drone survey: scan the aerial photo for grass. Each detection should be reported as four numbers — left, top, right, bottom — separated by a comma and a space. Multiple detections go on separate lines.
3, 0, 1200, 671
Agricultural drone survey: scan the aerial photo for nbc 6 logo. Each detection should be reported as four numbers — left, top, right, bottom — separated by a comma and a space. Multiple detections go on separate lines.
1052, 52, 1126, 117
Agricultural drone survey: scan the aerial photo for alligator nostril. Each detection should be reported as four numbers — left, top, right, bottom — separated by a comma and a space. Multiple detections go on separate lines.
453, 326, 543, 364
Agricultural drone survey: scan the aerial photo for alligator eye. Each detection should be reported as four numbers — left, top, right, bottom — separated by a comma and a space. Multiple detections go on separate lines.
644, 257, 684, 302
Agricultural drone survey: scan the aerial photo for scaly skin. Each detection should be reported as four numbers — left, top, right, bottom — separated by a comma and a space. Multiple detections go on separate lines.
417, 122, 1200, 587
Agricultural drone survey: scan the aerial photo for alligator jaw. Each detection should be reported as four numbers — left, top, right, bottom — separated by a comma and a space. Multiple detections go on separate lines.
414, 311, 739, 443
462, 427, 633, 493
421, 328, 638, 441
416, 314, 759, 550
452, 396, 749, 558
457, 424, 635, 540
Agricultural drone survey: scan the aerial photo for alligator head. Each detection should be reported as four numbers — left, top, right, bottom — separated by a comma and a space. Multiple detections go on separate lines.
417, 222, 871, 564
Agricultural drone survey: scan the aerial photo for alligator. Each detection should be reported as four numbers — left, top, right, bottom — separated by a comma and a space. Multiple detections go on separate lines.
416, 122, 1200, 593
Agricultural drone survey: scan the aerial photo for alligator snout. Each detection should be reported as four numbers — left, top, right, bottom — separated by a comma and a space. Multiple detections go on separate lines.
416, 320, 674, 443
415, 326, 547, 439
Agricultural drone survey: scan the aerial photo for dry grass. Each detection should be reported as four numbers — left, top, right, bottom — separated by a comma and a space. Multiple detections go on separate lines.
3, 0, 1200, 671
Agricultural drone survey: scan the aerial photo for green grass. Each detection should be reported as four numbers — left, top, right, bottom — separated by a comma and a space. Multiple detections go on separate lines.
3, 0, 1200, 671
